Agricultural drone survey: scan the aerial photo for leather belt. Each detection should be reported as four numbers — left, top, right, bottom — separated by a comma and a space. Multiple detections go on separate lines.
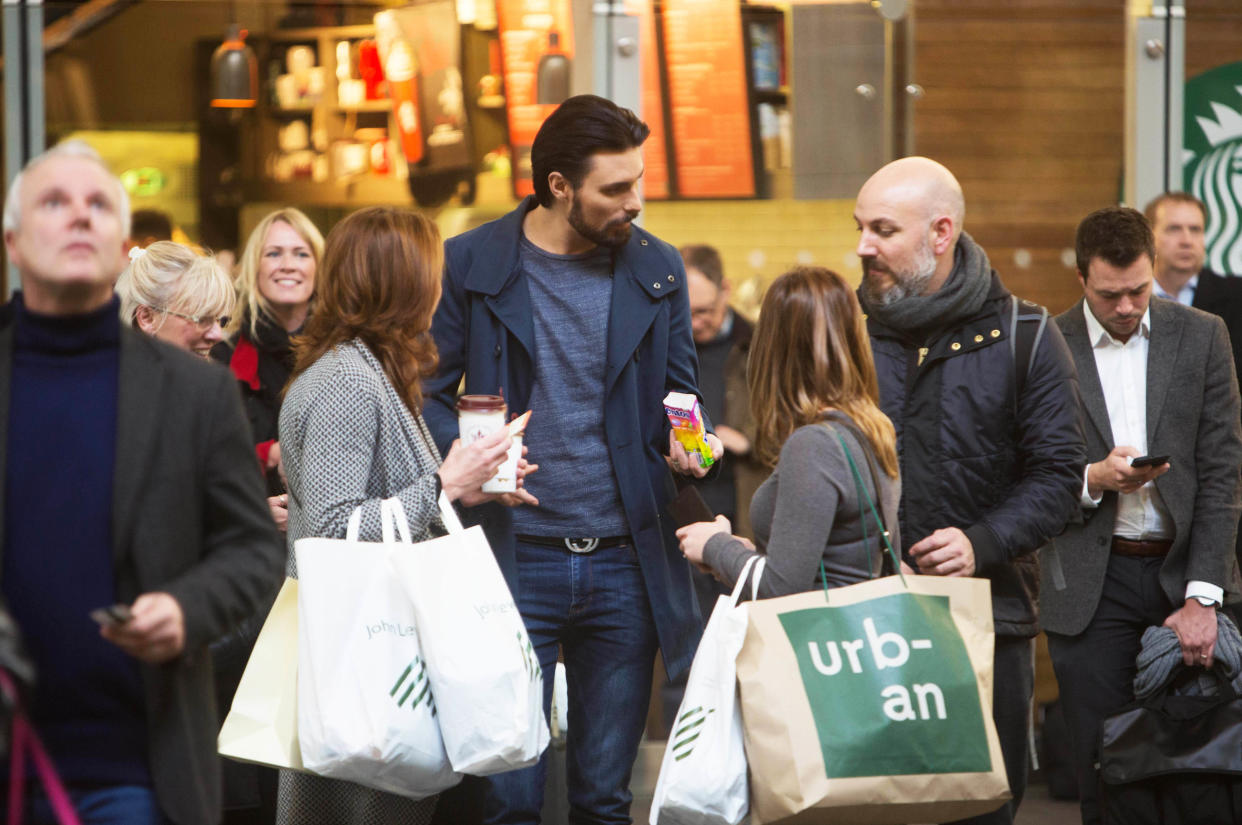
1110, 536, 1173, 558
516, 535, 631, 554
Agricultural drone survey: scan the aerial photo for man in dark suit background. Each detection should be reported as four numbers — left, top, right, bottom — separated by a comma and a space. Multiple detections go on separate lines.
1040, 206, 1242, 825
0, 140, 283, 825
1146, 191, 1242, 627
1145, 191, 1242, 383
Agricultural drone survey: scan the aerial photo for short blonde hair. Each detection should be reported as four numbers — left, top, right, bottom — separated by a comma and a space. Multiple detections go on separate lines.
116, 241, 235, 332
229, 207, 324, 339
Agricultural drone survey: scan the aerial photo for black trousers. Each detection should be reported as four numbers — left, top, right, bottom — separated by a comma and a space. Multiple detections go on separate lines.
1046, 554, 1174, 825
943, 634, 1035, 825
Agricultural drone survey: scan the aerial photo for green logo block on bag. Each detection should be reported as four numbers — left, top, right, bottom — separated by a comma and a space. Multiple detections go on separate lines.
779, 592, 990, 778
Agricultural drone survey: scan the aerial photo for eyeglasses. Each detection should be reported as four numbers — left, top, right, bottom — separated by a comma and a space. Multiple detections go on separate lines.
158, 308, 230, 330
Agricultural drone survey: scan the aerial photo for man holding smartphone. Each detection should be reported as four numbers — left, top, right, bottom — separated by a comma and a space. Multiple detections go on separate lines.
1041, 206, 1242, 825
0, 141, 283, 825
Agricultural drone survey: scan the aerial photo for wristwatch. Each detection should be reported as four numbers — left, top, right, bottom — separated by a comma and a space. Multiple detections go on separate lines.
1193, 595, 1220, 608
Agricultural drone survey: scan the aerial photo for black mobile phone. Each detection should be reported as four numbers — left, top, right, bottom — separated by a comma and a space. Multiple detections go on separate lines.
89, 604, 134, 627
668, 485, 715, 528
1130, 454, 1170, 469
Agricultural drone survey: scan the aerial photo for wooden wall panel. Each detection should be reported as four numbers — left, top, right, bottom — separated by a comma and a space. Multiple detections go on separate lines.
912, 2, 1125, 315
912, 0, 1242, 315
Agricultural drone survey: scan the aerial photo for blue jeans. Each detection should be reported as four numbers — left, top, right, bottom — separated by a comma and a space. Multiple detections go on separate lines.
484, 540, 660, 825
25, 785, 168, 825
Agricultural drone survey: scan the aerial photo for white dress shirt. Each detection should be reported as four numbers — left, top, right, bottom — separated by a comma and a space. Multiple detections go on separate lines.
1080, 302, 1222, 605
1153, 273, 1198, 307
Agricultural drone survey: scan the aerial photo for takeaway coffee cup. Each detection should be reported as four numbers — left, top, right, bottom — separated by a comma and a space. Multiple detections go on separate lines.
456, 395, 520, 494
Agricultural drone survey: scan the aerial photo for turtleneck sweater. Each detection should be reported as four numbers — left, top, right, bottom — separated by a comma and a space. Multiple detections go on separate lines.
1, 292, 150, 786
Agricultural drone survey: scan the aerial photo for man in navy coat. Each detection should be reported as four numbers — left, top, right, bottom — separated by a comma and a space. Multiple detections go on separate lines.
425, 95, 721, 824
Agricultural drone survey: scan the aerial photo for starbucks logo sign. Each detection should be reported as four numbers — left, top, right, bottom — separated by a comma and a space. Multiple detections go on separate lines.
1184, 62, 1242, 276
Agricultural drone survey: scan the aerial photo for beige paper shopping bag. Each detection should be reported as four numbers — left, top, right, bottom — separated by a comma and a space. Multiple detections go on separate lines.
736, 575, 1009, 825
218, 577, 305, 771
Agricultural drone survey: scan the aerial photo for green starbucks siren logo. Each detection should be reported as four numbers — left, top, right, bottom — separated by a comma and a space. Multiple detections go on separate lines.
778, 592, 991, 778
1184, 62, 1242, 276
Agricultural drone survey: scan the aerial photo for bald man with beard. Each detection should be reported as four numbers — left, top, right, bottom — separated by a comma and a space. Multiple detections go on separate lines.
854, 157, 1086, 825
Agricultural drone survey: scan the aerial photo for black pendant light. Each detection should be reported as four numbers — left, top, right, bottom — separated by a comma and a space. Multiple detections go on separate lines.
210, 23, 257, 109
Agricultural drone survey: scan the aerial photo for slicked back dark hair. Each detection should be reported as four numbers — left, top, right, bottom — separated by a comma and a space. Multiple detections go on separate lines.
1075, 206, 1155, 281
530, 95, 650, 207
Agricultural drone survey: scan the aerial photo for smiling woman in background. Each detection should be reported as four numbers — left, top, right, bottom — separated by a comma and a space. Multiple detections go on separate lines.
212, 207, 324, 518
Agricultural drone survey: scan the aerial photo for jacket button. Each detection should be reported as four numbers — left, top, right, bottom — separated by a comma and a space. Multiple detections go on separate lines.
974, 334, 984, 343
668, 274, 675, 282
653, 282, 661, 289
950, 342, 961, 351
494, 345, 501, 357
640, 239, 649, 246
991, 329, 1001, 338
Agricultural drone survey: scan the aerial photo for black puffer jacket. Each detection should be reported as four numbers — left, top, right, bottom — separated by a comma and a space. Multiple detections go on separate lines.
867, 274, 1086, 637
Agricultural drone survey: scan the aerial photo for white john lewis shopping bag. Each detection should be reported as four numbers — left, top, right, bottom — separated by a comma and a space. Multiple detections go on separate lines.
294, 498, 461, 798
650, 556, 765, 825
387, 493, 549, 775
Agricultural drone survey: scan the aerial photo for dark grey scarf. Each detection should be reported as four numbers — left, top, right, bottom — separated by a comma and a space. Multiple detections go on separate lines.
860, 231, 993, 337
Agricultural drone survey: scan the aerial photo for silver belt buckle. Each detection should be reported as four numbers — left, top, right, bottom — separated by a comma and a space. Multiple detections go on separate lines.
565, 537, 599, 554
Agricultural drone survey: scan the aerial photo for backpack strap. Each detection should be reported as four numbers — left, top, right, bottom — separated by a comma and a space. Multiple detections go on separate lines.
1009, 294, 1049, 413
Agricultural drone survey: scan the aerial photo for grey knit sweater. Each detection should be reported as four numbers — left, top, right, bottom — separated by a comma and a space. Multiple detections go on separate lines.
702, 413, 902, 598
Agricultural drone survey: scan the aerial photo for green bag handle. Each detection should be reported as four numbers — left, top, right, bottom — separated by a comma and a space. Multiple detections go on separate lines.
833, 430, 906, 590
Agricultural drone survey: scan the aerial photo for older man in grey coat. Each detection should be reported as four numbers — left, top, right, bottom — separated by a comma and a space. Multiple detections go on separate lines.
1041, 206, 1242, 825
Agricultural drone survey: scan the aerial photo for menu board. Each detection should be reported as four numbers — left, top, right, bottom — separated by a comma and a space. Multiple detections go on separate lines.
496, 0, 576, 198
623, 0, 670, 200
661, 0, 755, 198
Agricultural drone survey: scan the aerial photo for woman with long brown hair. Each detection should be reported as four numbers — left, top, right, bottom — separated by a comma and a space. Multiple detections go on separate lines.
276, 206, 533, 824
677, 266, 902, 596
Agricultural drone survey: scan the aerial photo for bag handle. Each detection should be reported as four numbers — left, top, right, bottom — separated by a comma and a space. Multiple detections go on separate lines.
437, 491, 465, 535
833, 431, 905, 587
343, 494, 454, 546
380, 498, 414, 545
1, 670, 82, 825
727, 556, 767, 607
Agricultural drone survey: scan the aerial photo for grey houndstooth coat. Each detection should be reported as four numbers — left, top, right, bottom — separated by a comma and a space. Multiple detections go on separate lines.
275, 338, 445, 825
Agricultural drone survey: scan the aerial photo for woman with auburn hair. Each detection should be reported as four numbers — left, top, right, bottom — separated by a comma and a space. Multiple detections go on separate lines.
276, 206, 535, 825
677, 266, 902, 597
212, 207, 324, 516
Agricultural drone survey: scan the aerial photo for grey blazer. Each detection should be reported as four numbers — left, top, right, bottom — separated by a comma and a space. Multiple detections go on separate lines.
1040, 297, 1242, 637
276, 339, 442, 825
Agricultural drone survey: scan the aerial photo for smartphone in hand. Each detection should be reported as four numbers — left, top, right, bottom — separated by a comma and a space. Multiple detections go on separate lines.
669, 485, 715, 527
1129, 455, 1170, 469
90, 604, 133, 627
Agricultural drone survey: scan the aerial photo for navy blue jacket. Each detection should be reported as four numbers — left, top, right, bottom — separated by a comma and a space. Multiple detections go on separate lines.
867, 274, 1086, 637
425, 198, 705, 678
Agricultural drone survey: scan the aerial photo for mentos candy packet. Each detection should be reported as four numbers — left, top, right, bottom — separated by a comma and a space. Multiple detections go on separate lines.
663, 391, 714, 469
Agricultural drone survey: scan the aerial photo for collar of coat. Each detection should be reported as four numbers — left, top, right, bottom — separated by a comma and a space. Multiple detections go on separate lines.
461, 196, 680, 303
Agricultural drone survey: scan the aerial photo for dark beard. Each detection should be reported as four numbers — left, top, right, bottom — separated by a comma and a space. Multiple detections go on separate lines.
568, 198, 633, 249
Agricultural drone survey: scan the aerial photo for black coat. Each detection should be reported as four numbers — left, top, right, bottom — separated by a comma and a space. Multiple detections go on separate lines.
0, 317, 285, 825
866, 273, 1086, 637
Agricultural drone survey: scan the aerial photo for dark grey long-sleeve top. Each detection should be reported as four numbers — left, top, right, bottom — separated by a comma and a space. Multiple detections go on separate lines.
702, 414, 902, 598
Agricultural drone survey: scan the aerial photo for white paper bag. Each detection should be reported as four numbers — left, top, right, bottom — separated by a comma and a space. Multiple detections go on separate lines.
388, 493, 550, 775
294, 499, 461, 798
218, 577, 306, 771
650, 557, 765, 825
